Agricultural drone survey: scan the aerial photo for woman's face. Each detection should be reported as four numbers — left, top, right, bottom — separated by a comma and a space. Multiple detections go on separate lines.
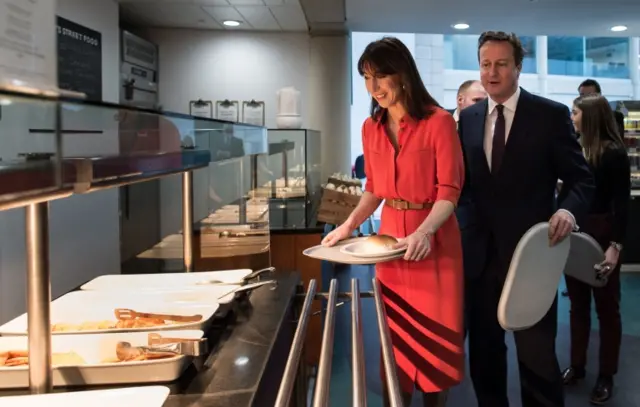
571, 105, 582, 133
363, 68, 402, 109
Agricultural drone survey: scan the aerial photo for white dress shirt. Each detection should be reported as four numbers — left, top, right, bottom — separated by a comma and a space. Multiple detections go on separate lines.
484, 87, 577, 229
484, 87, 520, 169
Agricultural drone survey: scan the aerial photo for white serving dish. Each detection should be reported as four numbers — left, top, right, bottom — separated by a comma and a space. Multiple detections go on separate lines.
339, 241, 405, 258
80, 269, 254, 291
0, 386, 170, 407
66, 286, 238, 306
0, 330, 202, 388
0, 293, 219, 336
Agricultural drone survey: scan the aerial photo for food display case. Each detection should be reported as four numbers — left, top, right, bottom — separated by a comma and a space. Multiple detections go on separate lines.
250, 129, 322, 230
0, 89, 405, 407
126, 118, 271, 273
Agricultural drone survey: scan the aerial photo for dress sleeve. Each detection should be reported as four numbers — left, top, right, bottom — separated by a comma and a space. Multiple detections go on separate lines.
433, 112, 464, 205
362, 119, 375, 194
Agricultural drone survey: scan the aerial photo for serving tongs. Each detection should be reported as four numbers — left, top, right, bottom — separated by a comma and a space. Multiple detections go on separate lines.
115, 334, 208, 361
114, 308, 203, 323
195, 266, 275, 286
147, 333, 208, 356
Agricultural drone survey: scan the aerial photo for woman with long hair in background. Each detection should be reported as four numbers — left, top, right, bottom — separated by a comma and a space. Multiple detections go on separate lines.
562, 94, 631, 404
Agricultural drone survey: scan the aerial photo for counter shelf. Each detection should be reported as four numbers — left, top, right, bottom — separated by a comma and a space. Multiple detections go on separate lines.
0, 88, 268, 395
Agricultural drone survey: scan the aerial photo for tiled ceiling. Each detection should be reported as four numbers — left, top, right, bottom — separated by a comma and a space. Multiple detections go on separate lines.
118, 0, 309, 32
346, 0, 640, 36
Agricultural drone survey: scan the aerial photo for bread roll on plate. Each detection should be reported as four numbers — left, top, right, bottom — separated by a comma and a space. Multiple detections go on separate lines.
358, 234, 398, 254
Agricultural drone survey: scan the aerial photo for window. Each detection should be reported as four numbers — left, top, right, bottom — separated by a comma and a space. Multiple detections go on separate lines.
586, 37, 629, 79
444, 34, 537, 73
547, 36, 629, 78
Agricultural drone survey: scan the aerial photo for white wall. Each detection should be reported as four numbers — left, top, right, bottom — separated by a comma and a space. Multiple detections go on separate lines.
0, 0, 121, 324
142, 29, 351, 235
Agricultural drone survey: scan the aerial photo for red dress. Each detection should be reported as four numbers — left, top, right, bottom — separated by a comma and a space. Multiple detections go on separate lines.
362, 108, 465, 393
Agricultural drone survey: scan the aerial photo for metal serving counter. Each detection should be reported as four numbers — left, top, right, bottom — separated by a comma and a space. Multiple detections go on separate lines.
0, 270, 402, 407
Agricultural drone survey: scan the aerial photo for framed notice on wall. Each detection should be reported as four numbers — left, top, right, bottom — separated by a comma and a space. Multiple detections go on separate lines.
215, 100, 239, 122
242, 100, 265, 126
0, 0, 57, 93
189, 99, 213, 118
57, 16, 102, 101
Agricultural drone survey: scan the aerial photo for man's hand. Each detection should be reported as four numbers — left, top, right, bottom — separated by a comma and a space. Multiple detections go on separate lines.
548, 210, 574, 246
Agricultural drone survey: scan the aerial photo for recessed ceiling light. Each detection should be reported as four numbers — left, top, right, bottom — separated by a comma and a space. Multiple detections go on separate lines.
611, 25, 627, 32
452, 23, 470, 30
223, 20, 241, 27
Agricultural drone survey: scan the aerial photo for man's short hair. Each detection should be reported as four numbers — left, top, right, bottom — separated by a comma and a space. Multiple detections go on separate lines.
579, 79, 602, 94
478, 31, 525, 67
457, 80, 479, 96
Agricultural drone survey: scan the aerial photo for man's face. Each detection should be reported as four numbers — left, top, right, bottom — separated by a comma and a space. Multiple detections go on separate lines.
479, 40, 521, 103
457, 82, 487, 111
578, 85, 599, 96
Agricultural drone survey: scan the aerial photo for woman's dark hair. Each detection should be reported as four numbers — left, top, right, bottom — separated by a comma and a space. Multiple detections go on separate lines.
573, 94, 624, 166
357, 37, 440, 121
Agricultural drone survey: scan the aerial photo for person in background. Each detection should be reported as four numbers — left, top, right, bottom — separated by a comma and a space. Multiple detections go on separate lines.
322, 36, 465, 407
578, 79, 625, 139
562, 94, 630, 405
458, 31, 594, 407
449, 79, 487, 123
450, 79, 486, 335
561, 77, 626, 297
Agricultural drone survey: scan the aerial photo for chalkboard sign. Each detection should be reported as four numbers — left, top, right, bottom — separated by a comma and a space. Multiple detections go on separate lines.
56, 16, 102, 101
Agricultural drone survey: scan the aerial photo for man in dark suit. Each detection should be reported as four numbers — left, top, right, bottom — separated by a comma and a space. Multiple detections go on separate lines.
458, 31, 595, 407
448, 79, 487, 335
578, 78, 625, 138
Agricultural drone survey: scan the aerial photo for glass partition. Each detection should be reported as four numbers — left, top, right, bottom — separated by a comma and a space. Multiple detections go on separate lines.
254, 129, 322, 229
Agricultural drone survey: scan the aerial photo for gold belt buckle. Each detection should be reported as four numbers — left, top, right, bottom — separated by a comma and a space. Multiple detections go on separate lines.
393, 199, 408, 210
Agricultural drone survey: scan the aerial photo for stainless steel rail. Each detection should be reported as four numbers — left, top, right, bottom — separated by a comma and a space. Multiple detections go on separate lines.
25, 202, 52, 393
182, 170, 194, 272
275, 279, 317, 407
351, 279, 366, 407
277, 277, 402, 407
313, 279, 338, 407
374, 278, 403, 407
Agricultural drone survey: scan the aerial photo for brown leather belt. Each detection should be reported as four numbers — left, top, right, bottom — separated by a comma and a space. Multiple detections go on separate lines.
384, 199, 433, 210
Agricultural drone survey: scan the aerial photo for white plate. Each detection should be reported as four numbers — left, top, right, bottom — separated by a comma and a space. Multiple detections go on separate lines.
0, 331, 202, 388
339, 241, 406, 258
0, 387, 170, 407
80, 269, 254, 291
0, 293, 219, 336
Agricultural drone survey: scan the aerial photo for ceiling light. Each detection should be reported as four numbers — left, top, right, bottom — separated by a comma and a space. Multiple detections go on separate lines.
223, 20, 240, 27
452, 23, 470, 30
610, 25, 627, 32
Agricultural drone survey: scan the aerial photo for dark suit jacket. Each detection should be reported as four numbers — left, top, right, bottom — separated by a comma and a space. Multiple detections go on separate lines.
457, 88, 594, 280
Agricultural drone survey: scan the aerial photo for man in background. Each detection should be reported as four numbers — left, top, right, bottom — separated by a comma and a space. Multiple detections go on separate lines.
452, 78, 487, 336
578, 78, 625, 138
449, 79, 487, 123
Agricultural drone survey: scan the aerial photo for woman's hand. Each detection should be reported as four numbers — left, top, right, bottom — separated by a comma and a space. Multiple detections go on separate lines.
596, 245, 620, 280
321, 223, 354, 247
393, 231, 432, 261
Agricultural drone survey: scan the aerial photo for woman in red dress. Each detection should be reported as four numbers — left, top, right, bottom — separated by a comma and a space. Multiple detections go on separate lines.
322, 37, 465, 406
